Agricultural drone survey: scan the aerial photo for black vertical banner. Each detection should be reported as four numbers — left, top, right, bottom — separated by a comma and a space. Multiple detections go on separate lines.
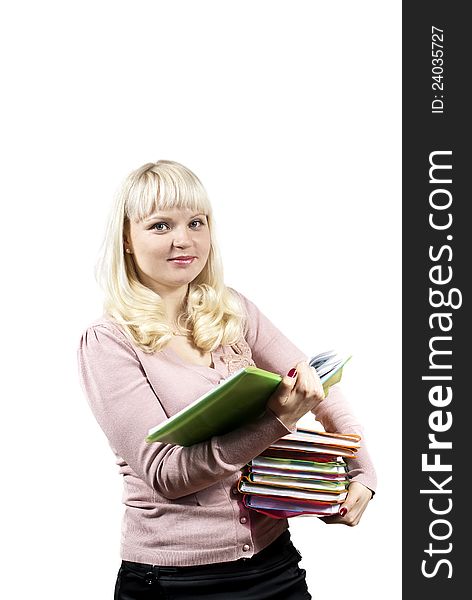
403, 3, 469, 596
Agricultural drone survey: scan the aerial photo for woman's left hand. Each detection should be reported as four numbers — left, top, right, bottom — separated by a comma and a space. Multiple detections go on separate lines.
321, 481, 373, 526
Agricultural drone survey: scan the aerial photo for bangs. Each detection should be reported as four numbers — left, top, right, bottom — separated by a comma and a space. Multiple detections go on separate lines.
125, 162, 212, 222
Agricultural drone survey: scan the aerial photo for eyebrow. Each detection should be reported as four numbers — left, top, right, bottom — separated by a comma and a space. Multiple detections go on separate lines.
143, 212, 206, 223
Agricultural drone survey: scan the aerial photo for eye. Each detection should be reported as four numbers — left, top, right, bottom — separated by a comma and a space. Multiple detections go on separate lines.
150, 222, 170, 232
189, 218, 205, 229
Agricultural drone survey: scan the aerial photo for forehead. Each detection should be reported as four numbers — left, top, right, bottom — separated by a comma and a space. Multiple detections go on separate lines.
125, 169, 211, 223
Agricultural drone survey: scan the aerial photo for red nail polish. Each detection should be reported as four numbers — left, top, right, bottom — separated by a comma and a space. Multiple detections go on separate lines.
287, 368, 297, 378
339, 508, 347, 517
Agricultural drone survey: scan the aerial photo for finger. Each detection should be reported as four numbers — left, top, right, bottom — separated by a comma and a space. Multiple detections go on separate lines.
320, 505, 359, 526
295, 361, 312, 382
336, 485, 363, 519
293, 362, 317, 395
274, 368, 298, 400
338, 494, 357, 518
296, 361, 324, 397
294, 369, 324, 408
282, 368, 298, 389
322, 485, 370, 526
319, 506, 351, 525
319, 488, 359, 525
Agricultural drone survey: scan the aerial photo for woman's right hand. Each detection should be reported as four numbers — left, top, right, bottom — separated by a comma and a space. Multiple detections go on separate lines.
266, 361, 325, 430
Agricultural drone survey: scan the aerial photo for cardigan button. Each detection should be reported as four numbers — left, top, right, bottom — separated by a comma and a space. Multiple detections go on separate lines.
240, 516, 248, 524
232, 487, 239, 495
242, 544, 250, 552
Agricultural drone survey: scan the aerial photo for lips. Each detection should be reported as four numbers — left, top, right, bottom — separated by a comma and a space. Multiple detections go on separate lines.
167, 256, 197, 265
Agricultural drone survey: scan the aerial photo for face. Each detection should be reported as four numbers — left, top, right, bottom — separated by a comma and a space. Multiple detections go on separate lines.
124, 207, 211, 297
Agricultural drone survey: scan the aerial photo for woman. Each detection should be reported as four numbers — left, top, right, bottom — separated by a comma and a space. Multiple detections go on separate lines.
78, 160, 376, 599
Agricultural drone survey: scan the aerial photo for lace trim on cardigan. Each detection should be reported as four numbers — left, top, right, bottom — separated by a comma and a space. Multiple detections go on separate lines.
220, 338, 256, 374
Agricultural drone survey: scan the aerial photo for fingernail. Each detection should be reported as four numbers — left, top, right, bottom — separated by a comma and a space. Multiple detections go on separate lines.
287, 368, 297, 378
339, 507, 348, 517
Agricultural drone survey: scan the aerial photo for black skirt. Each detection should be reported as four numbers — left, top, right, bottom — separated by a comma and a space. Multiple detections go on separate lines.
114, 530, 311, 600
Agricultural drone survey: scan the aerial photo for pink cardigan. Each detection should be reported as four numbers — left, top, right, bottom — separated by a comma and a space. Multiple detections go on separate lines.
77, 291, 377, 566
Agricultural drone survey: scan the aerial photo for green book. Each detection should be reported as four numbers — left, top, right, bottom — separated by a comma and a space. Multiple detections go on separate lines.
145, 352, 351, 446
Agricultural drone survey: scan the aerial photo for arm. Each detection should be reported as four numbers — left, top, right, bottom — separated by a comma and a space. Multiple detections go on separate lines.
237, 291, 377, 493
314, 384, 377, 493
77, 323, 291, 501
314, 384, 377, 526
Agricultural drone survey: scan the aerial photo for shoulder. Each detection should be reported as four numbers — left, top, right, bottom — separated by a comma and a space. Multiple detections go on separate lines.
226, 287, 256, 316
227, 287, 265, 324
225, 287, 259, 334
78, 314, 137, 356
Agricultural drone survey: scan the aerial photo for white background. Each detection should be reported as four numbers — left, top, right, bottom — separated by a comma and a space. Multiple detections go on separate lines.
1, 2, 401, 598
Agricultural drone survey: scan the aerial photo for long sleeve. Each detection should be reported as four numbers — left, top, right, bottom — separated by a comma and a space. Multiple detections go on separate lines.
314, 384, 377, 492
236, 291, 377, 493
77, 323, 291, 500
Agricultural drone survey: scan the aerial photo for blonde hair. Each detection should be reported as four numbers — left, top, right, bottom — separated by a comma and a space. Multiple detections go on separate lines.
96, 160, 245, 353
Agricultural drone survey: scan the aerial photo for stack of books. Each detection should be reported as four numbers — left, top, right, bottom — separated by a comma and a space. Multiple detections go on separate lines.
238, 428, 361, 518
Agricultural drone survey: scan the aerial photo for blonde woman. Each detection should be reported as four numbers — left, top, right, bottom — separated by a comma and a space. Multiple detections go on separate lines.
78, 160, 376, 600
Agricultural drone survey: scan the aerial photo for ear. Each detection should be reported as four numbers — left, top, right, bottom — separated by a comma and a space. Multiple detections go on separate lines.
123, 220, 133, 253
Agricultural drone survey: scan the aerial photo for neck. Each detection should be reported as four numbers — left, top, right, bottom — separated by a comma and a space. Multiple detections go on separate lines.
158, 285, 189, 327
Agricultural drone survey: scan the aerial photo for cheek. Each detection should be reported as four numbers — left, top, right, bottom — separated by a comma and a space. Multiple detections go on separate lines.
201, 233, 212, 256
134, 242, 168, 269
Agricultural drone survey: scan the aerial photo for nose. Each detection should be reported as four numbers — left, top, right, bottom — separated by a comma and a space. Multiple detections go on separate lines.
172, 225, 193, 248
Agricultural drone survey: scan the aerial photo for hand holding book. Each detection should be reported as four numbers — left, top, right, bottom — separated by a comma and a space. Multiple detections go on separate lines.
319, 481, 373, 526
266, 360, 326, 431
146, 350, 351, 446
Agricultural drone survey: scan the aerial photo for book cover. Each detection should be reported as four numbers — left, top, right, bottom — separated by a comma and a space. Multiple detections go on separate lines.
146, 351, 351, 446
243, 494, 341, 517
248, 472, 349, 492
238, 478, 348, 503
146, 366, 280, 445
249, 465, 348, 481
269, 439, 358, 458
282, 429, 361, 448
251, 455, 347, 475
